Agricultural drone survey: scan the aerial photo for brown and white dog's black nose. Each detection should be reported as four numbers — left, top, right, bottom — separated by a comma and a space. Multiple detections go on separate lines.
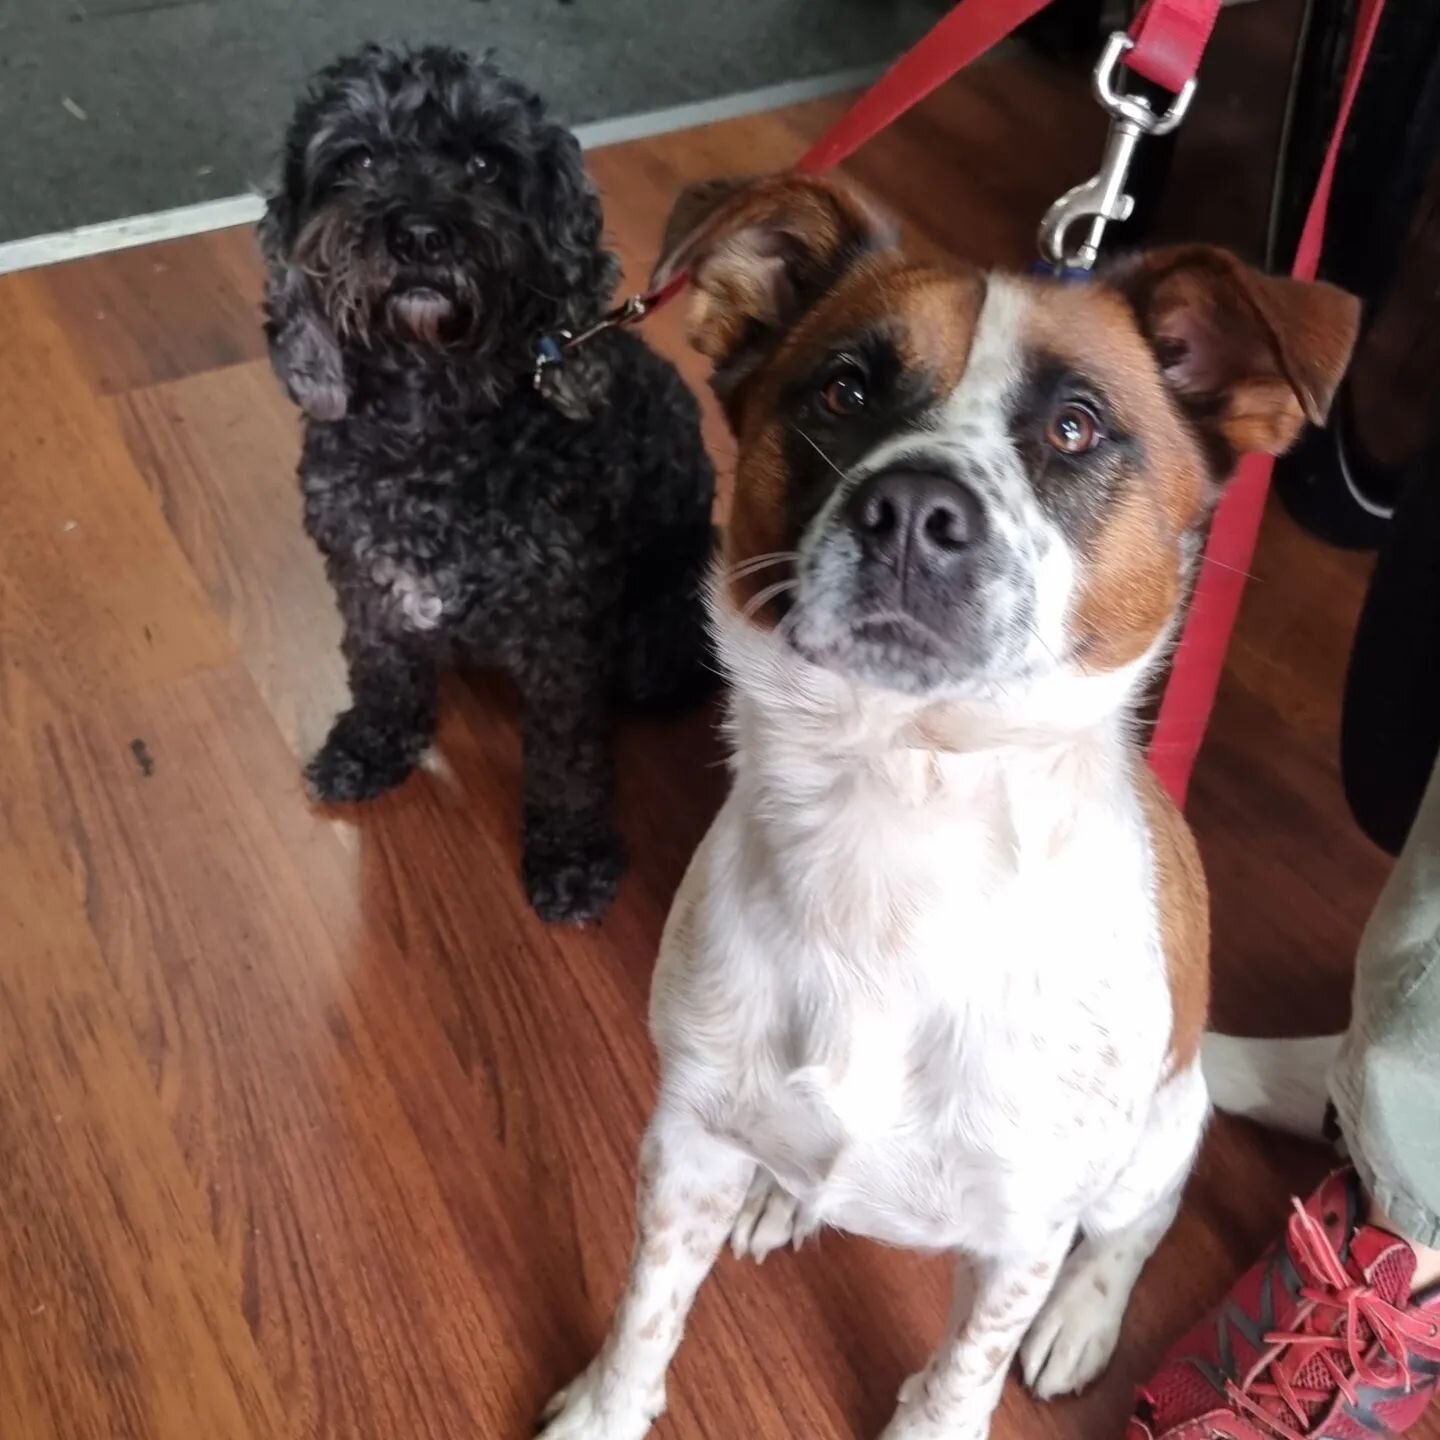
847, 469, 985, 575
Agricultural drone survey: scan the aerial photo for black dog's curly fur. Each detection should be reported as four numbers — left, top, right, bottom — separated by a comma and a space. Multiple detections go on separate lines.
261, 44, 715, 923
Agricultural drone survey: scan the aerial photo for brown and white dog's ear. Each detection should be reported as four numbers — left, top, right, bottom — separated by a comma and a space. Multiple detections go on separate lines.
652, 172, 898, 389
1113, 245, 1360, 461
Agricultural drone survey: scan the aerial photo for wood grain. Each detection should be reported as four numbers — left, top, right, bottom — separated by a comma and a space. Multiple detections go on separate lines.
3, 22, 1433, 1440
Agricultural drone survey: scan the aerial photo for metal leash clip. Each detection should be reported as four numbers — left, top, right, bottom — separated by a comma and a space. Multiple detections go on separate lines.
1038, 31, 1198, 272
532, 293, 652, 393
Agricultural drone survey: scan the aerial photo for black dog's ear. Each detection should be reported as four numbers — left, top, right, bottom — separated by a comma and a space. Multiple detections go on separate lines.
259, 201, 350, 423
536, 124, 622, 307
528, 123, 623, 422
651, 172, 897, 387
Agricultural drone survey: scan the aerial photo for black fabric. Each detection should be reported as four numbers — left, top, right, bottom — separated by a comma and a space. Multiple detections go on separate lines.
1341, 440, 1440, 855
1312, 0, 1440, 305
1272, 0, 1440, 544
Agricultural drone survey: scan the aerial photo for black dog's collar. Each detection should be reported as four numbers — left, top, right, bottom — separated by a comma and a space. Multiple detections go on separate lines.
532, 292, 651, 400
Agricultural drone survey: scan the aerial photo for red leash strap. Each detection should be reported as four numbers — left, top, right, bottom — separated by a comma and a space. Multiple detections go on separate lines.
794, 0, 1056, 174
1148, 0, 1388, 805
1123, 0, 1223, 94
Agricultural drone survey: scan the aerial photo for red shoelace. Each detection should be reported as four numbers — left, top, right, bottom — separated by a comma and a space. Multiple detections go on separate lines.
1224, 1202, 1440, 1440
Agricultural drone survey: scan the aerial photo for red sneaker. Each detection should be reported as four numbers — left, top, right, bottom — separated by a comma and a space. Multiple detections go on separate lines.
1128, 1169, 1440, 1439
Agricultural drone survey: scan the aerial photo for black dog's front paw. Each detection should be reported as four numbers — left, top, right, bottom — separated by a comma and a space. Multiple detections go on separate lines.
523, 815, 626, 924
305, 710, 423, 804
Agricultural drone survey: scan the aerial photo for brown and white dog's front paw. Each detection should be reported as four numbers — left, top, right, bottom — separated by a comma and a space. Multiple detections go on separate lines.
881, 1386, 991, 1440
537, 1367, 664, 1440
1019, 1263, 1125, 1400
729, 1170, 816, 1261
881, 1369, 997, 1440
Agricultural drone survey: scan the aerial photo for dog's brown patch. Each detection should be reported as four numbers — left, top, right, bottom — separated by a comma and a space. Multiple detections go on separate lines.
694, 1190, 740, 1221
723, 257, 984, 626
1022, 283, 1210, 672
1068, 491, 1186, 673
777, 258, 983, 398
887, 265, 985, 398
1137, 765, 1210, 1074
642, 1236, 672, 1266
724, 424, 791, 624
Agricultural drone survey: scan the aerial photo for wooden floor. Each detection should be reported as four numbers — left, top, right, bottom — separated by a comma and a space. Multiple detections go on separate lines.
4, 24, 1434, 1440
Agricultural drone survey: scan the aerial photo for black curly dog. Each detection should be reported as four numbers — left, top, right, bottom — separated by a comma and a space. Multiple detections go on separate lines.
260, 45, 715, 923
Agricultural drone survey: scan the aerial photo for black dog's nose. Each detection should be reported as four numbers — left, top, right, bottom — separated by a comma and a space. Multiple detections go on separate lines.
847, 470, 984, 570
387, 213, 453, 265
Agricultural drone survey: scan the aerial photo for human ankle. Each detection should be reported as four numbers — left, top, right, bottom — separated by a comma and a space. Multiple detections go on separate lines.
1408, 1241, 1440, 1294
1367, 1196, 1440, 1293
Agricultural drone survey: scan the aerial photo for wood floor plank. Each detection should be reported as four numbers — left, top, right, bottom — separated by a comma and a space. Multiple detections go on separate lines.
111, 361, 345, 758
0, 766, 286, 1440
31, 227, 269, 396
22, 663, 585, 1438
0, 275, 231, 731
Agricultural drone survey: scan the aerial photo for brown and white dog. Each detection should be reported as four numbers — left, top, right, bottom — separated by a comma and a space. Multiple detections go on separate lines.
540, 174, 1359, 1440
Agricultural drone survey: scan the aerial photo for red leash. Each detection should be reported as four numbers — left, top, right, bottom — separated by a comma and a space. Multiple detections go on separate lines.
1149, 0, 1386, 805
793, 0, 1056, 174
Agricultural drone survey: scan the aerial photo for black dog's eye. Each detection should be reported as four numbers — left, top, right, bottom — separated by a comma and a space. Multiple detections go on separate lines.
341, 146, 374, 177
820, 366, 868, 417
1046, 402, 1102, 455
467, 149, 503, 183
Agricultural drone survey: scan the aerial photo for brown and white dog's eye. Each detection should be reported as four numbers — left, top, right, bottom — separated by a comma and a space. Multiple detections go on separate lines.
820, 368, 868, 417
467, 149, 503, 183
1046, 403, 1101, 456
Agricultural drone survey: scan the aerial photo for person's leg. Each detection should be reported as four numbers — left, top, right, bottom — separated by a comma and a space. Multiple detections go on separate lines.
1206, 736, 1440, 1276
1328, 746, 1440, 1269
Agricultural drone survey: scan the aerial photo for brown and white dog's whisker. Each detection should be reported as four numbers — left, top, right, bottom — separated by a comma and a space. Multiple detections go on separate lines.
726, 551, 801, 582
1198, 553, 1257, 581
787, 421, 848, 481
740, 577, 798, 624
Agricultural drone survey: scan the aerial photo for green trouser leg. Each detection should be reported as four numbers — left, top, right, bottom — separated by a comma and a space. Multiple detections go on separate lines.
1332, 751, 1440, 1249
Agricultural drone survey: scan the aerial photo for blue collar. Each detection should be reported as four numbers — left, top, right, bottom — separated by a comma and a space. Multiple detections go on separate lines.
1029, 259, 1094, 284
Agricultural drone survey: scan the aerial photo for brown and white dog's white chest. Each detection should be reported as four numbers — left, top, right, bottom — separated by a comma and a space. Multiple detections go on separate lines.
652, 701, 1174, 1256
